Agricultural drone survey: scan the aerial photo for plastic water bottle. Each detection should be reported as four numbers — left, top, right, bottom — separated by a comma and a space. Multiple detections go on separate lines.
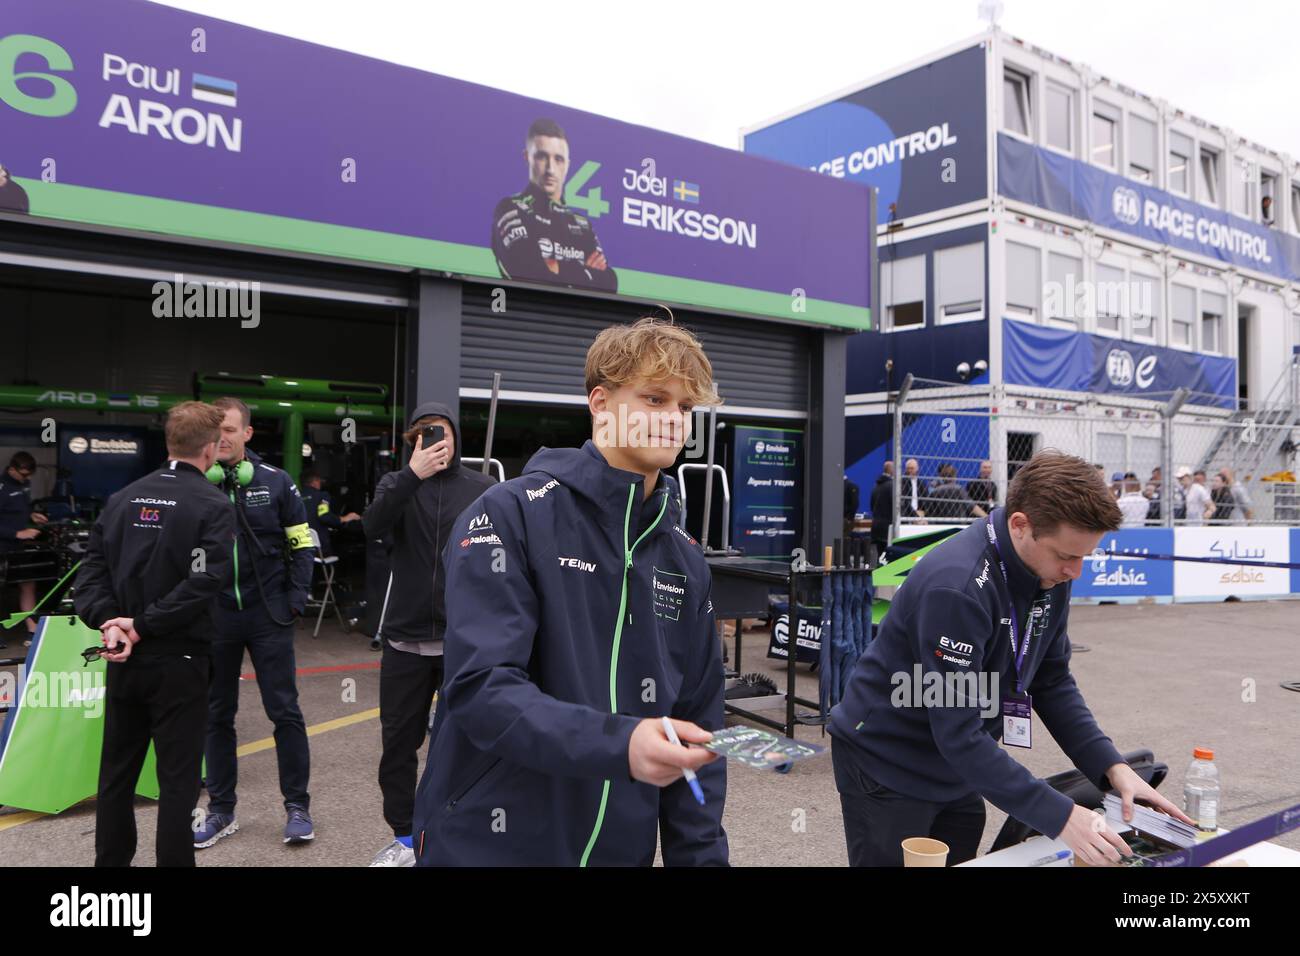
1183, 747, 1220, 832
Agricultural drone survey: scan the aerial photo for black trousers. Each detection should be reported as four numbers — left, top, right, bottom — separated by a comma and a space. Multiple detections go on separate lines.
96, 654, 210, 867
832, 737, 985, 867
363, 536, 392, 636
378, 641, 443, 838
206, 601, 310, 814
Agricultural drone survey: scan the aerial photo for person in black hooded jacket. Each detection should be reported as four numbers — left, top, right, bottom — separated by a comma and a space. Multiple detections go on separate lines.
363, 401, 495, 866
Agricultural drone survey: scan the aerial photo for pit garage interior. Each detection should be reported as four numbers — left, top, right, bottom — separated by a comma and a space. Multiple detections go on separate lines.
0, 217, 845, 636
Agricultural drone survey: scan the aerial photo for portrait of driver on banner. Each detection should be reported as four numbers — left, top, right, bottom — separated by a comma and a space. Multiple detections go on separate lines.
491, 118, 617, 293
0, 164, 31, 215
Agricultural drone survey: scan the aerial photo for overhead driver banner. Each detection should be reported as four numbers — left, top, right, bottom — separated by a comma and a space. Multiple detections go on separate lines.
0, 0, 872, 329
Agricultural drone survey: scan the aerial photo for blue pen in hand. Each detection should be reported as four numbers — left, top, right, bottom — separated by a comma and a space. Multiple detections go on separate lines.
661, 716, 706, 806
1028, 849, 1072, 866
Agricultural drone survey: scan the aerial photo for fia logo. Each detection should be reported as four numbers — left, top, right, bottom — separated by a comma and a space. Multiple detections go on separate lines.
1108, 348, 1156, 389
1112, 186, 1141, 225
1106, 349, 1135, 387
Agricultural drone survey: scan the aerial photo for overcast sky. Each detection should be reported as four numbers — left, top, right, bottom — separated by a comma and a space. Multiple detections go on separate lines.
153, 0, 1299, 156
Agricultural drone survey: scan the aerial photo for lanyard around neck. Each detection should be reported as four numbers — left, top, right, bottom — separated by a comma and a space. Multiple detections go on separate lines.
985, 520, 1035, 694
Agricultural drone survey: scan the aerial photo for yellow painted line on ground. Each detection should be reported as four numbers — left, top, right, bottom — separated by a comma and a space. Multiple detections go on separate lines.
1, 708, 383, 831
0, 810, 46, 832
236, 707, 380, 757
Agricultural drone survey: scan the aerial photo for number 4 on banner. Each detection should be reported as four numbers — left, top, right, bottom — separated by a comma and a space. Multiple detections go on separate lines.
564, 161, 610, 219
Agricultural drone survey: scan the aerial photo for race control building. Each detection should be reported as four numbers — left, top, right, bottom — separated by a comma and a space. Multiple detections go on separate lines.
744, 27, 1300, 521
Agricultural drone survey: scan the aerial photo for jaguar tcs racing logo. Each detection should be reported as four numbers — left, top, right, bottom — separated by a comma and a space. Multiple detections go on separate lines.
1106, 348, 1157, 389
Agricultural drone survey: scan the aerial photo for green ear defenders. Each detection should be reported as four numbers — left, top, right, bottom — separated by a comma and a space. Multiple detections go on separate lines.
206, 459, 254, 488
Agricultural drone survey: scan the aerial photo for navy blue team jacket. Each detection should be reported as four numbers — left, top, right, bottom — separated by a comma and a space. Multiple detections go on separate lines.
830, 508, 1124, 839
412, 441, 728, 866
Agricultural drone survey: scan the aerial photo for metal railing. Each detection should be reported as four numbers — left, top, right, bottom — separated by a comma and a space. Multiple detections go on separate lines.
888, 372, 1299, 534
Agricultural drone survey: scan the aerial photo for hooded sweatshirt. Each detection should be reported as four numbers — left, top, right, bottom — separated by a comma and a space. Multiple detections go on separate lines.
411, 440, 728, 866
363, 402, 495, 646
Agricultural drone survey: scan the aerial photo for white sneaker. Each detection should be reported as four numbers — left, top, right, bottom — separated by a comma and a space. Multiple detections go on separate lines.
369, 839, 416, 867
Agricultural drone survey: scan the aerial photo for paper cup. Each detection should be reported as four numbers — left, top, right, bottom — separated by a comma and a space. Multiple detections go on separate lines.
901, 837, 949, 867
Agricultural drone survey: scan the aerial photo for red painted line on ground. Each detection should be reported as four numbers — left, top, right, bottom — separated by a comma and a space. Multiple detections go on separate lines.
240, 660, 381, 681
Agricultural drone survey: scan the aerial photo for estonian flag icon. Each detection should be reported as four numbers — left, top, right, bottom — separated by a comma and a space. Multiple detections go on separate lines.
192, 73, 237, 108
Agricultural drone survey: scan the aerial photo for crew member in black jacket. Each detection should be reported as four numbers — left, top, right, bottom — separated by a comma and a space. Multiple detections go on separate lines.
362, 401, 495, 867
75, 402, 234, 867
868, 460, 894, 566
301, 468, 360, 556
197, 396, 317, 849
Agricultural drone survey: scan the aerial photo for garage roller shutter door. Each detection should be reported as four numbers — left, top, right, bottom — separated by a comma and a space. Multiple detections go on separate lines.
461, 285, 810, 414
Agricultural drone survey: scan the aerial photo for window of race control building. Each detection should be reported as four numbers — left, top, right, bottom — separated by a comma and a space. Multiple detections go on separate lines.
1168, 130, 1193, 196
881, 253, 925, 332
1005, 241, 1040, 321
1045, 82, 1073, 152
1171, 283, 1196, 348
935, 243, 984, 324
1128, 115, 1156, 184
1003, 67, 1032, 137
1091, 100, 1120, 171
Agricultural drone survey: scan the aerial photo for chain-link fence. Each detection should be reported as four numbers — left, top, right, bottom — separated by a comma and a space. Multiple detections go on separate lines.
890, 374, 1300, 537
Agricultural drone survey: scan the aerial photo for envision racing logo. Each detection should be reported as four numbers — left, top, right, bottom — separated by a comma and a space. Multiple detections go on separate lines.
773, 614, 820, 647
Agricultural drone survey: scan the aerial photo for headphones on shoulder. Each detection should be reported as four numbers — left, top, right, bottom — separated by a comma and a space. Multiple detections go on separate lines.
206, 459, 255, 489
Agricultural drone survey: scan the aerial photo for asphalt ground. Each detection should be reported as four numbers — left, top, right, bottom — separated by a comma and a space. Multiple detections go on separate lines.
1, 599, 1296, 866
